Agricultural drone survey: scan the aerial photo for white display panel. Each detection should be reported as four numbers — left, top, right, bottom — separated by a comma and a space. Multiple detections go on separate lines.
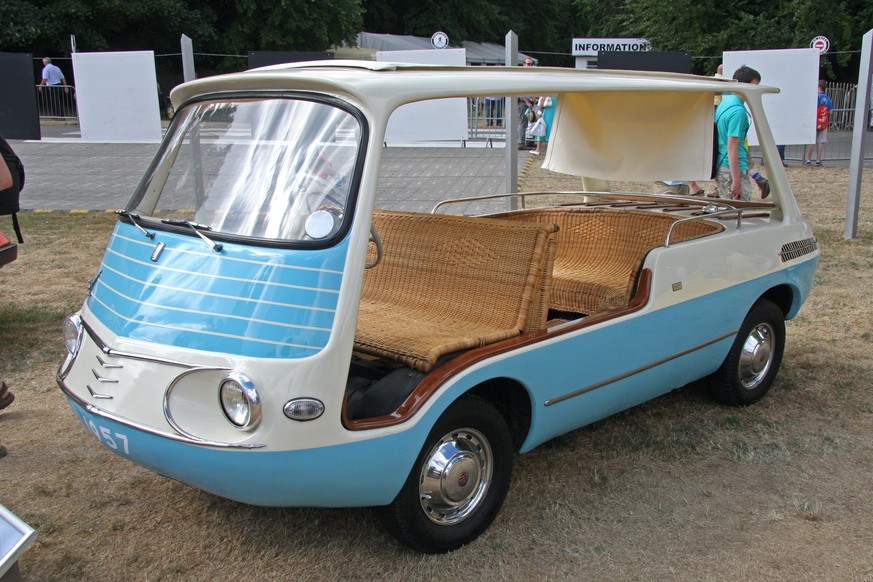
0, 504, 37, 578
72, 51, 162, 141
723, 49, 820, 146
377, 49, 468, 143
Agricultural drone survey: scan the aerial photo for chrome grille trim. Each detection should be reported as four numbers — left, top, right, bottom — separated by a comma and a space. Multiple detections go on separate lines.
780, 237, 818, 262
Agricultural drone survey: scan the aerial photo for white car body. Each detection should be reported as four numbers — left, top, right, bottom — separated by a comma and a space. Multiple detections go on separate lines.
58, 62, 818, 552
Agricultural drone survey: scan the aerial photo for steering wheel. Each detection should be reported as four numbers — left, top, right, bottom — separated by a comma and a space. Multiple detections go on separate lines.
366, 224, 383, 269
302, 174, 346, 214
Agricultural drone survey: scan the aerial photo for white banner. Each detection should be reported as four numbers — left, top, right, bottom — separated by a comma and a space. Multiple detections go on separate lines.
723, 49, 820, 146
72, 51, 162, 141
377, 49, 468, 143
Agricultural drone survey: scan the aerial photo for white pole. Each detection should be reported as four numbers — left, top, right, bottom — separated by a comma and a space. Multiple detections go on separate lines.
181, 34, 195, 83
505, 31, 519, 210
845, 29, 873, 239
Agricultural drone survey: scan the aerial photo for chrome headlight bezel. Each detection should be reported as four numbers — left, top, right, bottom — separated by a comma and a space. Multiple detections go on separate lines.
219, 372, 261, 430
63, 314, 84, 357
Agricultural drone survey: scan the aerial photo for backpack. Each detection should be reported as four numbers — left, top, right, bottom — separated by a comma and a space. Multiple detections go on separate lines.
816, 104, 829, 131
711, 104, 745, 179
0, 136, 25, 243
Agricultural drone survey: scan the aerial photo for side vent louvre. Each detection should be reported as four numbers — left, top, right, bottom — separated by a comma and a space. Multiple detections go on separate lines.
780, 237, 818, 262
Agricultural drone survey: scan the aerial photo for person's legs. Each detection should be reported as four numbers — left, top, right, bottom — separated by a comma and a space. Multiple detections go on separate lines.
517, 102, 529, 148
653, 182, 690, 196
740, 172, 753, 201
715, 168, 732, 199
715, 168, 752, 201
816, 129, 827, 165
804, 144, 813, 165
0, 381, 14, 410
52, 86, 65, 117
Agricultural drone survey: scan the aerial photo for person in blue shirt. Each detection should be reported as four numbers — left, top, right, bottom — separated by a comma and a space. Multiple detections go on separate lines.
805, 80, 833, 166
39, 57, 69, 118
714, 66, 760, 201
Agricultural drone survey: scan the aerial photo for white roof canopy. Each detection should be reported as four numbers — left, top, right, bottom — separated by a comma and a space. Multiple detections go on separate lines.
545, 91, 716, 181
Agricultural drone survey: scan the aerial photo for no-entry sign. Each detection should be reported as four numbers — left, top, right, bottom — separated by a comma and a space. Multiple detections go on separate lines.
810, 36, 830, 54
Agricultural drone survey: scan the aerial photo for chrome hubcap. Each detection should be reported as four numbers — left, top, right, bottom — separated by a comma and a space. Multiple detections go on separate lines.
738, 322, 774, 390
419, 428, 492, 525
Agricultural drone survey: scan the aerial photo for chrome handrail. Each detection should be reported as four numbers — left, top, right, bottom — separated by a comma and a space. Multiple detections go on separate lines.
431, 191, 626, 214
664, 206, 761, 246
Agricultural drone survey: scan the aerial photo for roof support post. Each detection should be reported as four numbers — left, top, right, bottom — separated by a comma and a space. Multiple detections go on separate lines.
505, 31, 519, 210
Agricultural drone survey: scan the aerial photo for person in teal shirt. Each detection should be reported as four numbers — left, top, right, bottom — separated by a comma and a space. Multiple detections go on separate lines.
715, 66, 760, 201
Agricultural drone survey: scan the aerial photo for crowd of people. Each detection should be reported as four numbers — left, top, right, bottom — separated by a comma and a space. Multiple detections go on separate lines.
516, 58, 557, 155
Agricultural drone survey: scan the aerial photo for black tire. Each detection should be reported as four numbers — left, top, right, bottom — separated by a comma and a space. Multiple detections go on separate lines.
377, 395, 513, 553
710, 299, 785, 406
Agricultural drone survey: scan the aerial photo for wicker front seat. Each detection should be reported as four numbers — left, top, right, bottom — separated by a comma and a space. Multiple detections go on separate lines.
354, 210, 558, 373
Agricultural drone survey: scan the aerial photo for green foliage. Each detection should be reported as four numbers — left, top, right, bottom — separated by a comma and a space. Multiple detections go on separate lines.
1, 0, 870, 81
218, 0, 363, 54
0, 0, 217, 55
594, 0, 873, 76
362, 0, 515, 47
0, 0, 360, 57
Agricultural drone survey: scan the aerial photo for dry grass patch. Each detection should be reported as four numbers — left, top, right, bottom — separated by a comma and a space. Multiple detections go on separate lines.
2, 163, 873, 580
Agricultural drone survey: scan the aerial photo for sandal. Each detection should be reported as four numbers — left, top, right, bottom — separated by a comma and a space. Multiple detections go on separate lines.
691, 189, 705, 196
0, 381, 15, 410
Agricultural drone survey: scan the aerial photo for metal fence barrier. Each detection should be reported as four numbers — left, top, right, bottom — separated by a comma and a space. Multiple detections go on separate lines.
31, 86, 873, 162
35, 84, 77, 121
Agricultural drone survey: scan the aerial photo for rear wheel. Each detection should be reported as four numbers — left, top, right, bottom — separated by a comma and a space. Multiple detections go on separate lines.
710, 299, 785, 405
378, 396, 513, 553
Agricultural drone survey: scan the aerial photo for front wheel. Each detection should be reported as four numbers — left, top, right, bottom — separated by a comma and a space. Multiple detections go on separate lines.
709, 299, 786, 405
377, 396, 513, 553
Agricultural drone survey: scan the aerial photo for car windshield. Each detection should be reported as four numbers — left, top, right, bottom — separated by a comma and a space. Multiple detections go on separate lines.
128, 96, 363, 242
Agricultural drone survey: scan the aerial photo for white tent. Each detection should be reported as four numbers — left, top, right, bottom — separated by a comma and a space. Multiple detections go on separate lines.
353, 32, 535, 66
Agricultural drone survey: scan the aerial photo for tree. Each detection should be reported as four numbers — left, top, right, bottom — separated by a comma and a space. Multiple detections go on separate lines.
0, 0, 362, 58
0, 0, 217, 56
594, 0, 873, 78
215, 0, 363, 55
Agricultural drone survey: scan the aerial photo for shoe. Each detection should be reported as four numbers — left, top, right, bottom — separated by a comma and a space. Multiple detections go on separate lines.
691, 189, 705, 196
0, 382, 14, 410
530, 151, 540, 155
816, 160, 823, 166
803, 160, 811, 166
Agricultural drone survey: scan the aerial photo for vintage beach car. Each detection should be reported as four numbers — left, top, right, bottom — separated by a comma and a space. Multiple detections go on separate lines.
58, 62, 819, 553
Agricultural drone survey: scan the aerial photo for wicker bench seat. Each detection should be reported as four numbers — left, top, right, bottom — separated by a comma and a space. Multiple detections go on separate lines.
354, 210, 558, 373
491, 208, 723, 315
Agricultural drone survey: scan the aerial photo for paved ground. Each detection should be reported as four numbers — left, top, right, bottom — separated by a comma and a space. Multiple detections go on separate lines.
10, 122, 873, 213
10, 123, 521, 214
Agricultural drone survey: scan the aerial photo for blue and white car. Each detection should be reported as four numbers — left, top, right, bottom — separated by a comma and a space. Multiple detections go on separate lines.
58, 61, 818, 553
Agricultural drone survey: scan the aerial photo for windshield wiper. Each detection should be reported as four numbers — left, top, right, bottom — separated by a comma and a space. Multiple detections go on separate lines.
161, 218, 223, 253
116, 210, 155, 239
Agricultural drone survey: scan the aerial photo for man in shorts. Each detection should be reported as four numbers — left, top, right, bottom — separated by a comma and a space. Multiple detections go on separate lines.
805, 80, 833, 166
714, 66, 761, 201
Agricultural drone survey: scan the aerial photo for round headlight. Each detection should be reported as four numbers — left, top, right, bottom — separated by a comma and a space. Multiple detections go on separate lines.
63, 314, 83, 356
219, 373, 261, 430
